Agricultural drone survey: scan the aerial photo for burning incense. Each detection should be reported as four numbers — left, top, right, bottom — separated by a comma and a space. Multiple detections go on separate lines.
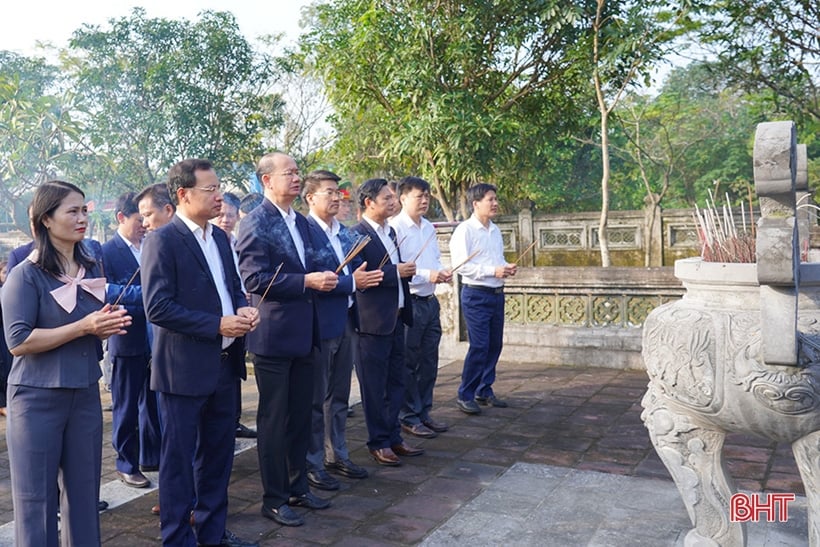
411, 232, 437, 263
451, 250, 481, 273
336, 235, 371, 274
111, 268, 140, 309
255, 262, 284, 309
513, 240, 537, 265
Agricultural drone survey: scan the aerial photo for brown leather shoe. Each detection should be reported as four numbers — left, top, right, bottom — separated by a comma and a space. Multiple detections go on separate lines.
391, 442, 424, 457
369, 447, 401, 466
401, 422, 437, 438
151, 504, 160, 516
422, 417, 449, 433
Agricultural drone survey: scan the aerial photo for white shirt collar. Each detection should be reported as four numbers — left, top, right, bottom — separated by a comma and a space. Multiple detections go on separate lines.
309, 211, 340, 236
176, 211, 213, 240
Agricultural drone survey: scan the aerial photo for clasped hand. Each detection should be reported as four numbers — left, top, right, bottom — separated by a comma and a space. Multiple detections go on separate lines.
86, 303, 132, 340
219, 306, 260, 337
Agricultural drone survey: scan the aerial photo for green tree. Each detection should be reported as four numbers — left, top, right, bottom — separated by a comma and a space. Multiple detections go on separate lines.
300, 0, 592, 220
0, 52, 87, 231
65, 8, 285, 191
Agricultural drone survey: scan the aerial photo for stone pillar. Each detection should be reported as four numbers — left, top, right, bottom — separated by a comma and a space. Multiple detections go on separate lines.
517, 203, 535, 266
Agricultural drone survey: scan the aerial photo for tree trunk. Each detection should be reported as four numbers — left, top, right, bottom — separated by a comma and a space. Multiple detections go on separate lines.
598, 104, 611, 267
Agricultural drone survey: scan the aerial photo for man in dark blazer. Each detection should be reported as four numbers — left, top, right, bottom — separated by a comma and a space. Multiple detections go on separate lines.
351, 178, 424, 466
236, 152, 338, 527
102, 192, 160, 489
302, 170, 383, 490
142, 158, 259, 547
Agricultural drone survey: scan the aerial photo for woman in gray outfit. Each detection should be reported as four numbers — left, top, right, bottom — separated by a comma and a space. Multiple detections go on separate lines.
2, 181, 131, 547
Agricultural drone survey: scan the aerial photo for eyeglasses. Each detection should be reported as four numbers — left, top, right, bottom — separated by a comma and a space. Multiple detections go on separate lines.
314, 189, 342, 198
269, 170, 301, 178
190, 184, 223, 193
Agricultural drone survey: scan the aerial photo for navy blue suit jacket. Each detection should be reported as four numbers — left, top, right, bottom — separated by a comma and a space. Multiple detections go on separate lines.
141, 215, 247, 396
305, 216, 358, 341
6, 241, 34, 272
350, 220, 413, 336
102, 235, 149, 357
236, 199, 317, 358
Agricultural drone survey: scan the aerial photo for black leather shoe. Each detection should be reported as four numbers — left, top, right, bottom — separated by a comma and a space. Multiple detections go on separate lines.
475, 395, 508, 408
288, 491, 331, 510
116, 470, 150, 488
391, 442, 424, 457
456, 399, 482, 415
401, 422, 437, 438
218, 529, 259, 547
139, 464, 159, 472
260, 504, 304, 526
97, 500, 109, 512
422, 417, 449, 432
235, 423, 257, 438
307, 469, 340, 491
325, 458, 369, 479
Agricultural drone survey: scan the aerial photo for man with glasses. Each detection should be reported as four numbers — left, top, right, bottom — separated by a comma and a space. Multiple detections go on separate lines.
142, 158, 259, 547
302, 170, 383, 491
237, 152, 338, 527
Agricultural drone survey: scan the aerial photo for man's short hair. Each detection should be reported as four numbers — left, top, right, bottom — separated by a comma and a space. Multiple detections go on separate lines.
397, 176, 430, 196
467, 183, 497, 206
167, 158, 213, 205
114, 191, 139, 219
239, 192, 264, 215
302, 170, 341, 199
357, 178, 389, 210
222, 191, 241, 211
135, 183, 176, 212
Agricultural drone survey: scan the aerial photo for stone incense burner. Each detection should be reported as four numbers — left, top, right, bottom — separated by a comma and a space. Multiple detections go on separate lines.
641, 121, 820, 546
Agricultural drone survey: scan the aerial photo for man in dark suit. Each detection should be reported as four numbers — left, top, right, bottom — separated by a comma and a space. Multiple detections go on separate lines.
102, 192, 160, 489
236, 152, 338, 527
142, 158, 259, 547
302, 170, 383, 490
351, 178, 423, 466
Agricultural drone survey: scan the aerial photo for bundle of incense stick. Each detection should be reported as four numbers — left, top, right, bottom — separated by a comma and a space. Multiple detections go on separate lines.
378, 235, 407, 269
451, 250, 481, 273
513, 240, 537, 265
255, 262, 284, 310
336, 235, 371, 274
111, 267, 140, 309
411, 232, 437, 263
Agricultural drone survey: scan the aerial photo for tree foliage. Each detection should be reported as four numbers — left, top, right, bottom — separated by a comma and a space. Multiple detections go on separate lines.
300, 0, 593, 220
65, 8, 285, 191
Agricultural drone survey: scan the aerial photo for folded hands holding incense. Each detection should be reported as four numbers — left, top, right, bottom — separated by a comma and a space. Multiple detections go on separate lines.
353, 261, 383, 289
305, 270, 339, 292
219, 306, 259, 337
397, 261, 417, 279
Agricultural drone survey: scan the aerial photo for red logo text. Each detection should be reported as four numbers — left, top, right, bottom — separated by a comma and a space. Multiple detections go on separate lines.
730, 493, 795, 523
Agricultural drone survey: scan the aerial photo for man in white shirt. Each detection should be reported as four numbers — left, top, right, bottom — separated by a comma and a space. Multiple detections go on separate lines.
390, 176, 452, 438
449, 183, 517, 415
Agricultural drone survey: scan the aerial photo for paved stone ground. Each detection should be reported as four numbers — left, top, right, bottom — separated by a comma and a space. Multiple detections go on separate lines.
0, 360, 809, 545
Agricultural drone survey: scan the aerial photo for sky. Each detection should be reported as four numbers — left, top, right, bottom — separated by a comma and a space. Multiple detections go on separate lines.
0, 0, 311, 55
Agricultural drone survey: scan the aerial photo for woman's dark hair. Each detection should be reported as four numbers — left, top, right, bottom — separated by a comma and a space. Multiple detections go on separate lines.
31, 180, 96, 275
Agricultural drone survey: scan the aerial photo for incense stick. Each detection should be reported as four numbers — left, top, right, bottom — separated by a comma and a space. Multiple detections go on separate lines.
255, 262, 284, 310
111, 267, 140, 309
513, 240, 537, 265
451, 250, 481, 273
411, 232, 437, 263
336, 235, 371, 274
378, 235, 407, 269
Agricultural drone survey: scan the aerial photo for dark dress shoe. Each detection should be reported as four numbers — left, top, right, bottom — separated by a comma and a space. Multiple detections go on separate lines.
325, 458, 369, 479
307, 469, 340, 491
260, 504, 304, 526
97, 500, 109, 512
401, 422, 437, 438
235, 423, 257, 438
391, 442, 424, 457
117, 470, 150, 488
369, 447, 401, 466
139, 464, 159, 472
456, 399, 482, 415
475, 395, 508, 408
423, 418, 449, 432
288, 491, 331, 510
216, 529, 259, 547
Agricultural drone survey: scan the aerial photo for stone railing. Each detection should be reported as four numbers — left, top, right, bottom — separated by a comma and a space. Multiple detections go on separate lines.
432, 231, 685, 368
